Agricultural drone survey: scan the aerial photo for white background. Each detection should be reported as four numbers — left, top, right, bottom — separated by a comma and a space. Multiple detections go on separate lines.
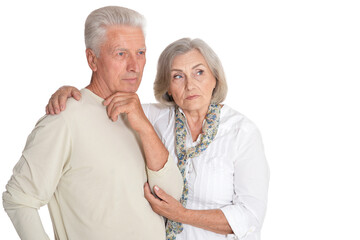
1, 0, 359, 239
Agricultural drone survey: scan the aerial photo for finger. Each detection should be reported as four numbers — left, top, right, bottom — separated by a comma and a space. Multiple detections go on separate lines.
104, 92, 134, 106
50, 95, 61, 114
71, 88, 82, 101
106, 95, 123, 117
48, 99, 55, 115
107, 98, 132, 121
57, 86, 81, 111
104, 92, 123, 106
45, 105, 49, 115
108, 102, 128, 122
58, 94, 68, 111
106, 96, 119, 117
144, 183, 161, 204
153, 185, 170, 203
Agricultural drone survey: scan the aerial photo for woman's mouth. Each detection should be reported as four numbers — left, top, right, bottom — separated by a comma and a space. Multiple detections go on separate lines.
186, 95, 199, 100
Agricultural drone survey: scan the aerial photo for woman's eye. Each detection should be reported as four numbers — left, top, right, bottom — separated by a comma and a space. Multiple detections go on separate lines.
196, 70, 204, 75
173, 74, 183, 79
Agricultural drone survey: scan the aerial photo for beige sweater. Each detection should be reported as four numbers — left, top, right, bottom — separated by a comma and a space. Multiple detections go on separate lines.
3, 89, 183, 240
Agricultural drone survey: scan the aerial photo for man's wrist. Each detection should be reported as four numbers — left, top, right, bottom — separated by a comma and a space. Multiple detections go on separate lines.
137, 120, 155, 136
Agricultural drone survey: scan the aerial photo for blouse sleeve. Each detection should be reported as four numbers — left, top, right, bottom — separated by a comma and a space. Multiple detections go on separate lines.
220, 123, 270, 239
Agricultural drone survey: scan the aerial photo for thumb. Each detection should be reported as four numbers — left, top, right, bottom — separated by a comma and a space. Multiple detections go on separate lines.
153, 185, 170, 202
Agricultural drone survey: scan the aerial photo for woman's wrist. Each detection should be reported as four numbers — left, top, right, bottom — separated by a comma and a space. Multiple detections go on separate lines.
176, 207, 190, 224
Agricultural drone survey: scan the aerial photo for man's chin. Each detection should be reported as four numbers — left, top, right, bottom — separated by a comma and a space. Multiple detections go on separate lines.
113, 87, 139, 94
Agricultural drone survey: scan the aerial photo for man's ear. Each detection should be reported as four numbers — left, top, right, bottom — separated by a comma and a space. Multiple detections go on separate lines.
86, 48, 97, 72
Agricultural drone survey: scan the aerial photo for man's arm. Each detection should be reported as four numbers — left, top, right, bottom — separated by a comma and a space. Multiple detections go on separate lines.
43, 88, 183, 200
3, 207, 50, 240
104, 92, 183, 200
3, 114, 71, 239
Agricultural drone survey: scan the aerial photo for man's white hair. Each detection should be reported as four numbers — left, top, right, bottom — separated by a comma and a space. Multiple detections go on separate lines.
84, 6, 146, 56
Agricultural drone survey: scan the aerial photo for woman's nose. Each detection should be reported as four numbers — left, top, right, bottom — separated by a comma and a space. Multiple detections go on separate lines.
185, 76, 196, 90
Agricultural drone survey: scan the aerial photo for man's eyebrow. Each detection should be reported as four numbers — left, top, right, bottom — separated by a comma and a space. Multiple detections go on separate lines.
113, 47, 146, 51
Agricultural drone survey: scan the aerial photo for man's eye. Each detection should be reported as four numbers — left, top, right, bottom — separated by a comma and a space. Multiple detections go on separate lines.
118, 52, 125, 56
138, 51, 145, 55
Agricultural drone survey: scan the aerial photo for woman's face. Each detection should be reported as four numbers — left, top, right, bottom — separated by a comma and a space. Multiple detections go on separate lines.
168, 49, 216, 113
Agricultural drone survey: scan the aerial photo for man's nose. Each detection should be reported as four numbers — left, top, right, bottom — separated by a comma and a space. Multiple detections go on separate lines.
126, 54, 140, 72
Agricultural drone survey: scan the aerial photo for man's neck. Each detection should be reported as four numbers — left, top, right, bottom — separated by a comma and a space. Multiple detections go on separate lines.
86, 75, 111, 99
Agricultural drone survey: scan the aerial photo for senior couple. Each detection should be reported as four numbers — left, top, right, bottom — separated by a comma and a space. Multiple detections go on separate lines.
3, 6, 269, 240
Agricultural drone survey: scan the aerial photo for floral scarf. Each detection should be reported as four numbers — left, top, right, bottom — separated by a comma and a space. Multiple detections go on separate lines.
166, 103, 221, 240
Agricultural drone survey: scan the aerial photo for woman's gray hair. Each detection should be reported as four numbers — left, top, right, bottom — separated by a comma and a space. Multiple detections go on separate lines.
85, 6, 145, 56
154, 38, 228, 106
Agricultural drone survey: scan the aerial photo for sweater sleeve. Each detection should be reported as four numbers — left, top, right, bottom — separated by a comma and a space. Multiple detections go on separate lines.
2, 114, 71, 240
146, 154, 183, 201
220, 124, 270, 239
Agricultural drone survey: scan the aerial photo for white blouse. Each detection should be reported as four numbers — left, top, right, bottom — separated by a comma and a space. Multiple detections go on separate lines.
143, 104, 270, 240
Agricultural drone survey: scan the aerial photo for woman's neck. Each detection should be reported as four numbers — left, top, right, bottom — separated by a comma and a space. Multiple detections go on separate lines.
183, 107, 209, 142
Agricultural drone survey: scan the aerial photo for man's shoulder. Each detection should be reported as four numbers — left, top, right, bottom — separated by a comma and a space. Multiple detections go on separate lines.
62, 88, 100, 115
64, 97, 84, 112
38, 92, 91, 127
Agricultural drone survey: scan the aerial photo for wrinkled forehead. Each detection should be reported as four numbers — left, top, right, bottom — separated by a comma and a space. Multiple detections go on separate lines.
102, 25, 146, 49
171, 49, 207, 70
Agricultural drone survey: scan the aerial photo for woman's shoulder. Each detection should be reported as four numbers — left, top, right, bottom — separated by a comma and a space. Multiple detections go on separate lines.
142, 103, 174, 124
220, 104, 259, 133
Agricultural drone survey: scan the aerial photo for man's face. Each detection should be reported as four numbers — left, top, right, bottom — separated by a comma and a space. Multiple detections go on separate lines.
93, 25, 146, 94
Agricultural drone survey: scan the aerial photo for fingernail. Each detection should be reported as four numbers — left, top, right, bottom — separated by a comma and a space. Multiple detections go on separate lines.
60, 105, 64, 110
154, 186, 159, 191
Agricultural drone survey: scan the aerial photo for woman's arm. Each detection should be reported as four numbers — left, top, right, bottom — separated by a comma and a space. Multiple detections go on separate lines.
220, 123, 270, 238
144, 183, 232, 235
144, 121, 270, 238
181, 209, 233, 235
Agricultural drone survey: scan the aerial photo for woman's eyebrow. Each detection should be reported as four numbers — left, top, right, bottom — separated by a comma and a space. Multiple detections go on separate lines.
192, 63, 205, 69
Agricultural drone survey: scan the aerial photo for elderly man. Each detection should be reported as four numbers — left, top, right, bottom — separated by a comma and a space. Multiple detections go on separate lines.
3, 6, 183, 240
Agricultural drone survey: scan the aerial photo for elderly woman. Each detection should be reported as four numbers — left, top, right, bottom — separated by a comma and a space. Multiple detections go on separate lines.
46, 38, 269, 240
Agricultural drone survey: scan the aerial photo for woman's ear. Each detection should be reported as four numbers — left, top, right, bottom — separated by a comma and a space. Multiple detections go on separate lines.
212, 79, 218, 96
165, 91, 173, 101
86, 48, 97, 72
